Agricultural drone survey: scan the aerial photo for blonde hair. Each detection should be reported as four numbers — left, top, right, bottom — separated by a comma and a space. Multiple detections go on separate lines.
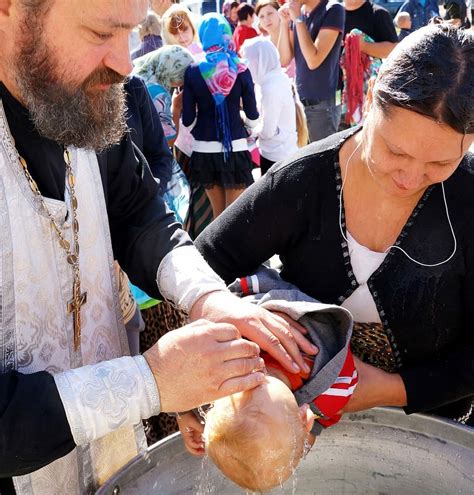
161, 5, 197, 45
204, 394, 305, 492
292, 85, 309, 147
138, 12, 162, 40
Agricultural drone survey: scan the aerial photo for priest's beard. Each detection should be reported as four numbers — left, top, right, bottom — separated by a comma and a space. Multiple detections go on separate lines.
13, 24, 128, 151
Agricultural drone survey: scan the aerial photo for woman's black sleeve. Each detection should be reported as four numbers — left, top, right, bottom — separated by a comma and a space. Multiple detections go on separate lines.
0, 371, 75, 477
98, 135, 193, 299
182, 68, 197, 127
195, 156, 313, 284
400, 217, 474, 414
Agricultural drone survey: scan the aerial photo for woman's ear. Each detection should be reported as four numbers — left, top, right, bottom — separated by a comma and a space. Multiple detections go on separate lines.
299, 403, 315, 433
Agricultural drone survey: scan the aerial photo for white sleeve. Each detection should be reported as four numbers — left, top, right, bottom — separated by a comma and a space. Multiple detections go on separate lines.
54, 355, 160, 445
244, 115, 260, 128
258, 87, 281, 140
156, 245, 227, 313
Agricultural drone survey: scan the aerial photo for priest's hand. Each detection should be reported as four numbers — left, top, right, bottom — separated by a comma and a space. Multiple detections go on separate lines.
143, 319, 265, 412
189, 291, 318, 376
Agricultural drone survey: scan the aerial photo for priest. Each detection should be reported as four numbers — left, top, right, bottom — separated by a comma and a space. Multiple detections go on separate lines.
0, 1, 316, 494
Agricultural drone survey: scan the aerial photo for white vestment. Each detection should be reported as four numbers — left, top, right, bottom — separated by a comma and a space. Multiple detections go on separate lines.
0, 102, 148, 494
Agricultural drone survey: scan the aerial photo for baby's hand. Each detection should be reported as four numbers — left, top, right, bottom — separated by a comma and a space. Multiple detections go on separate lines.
177, 412, 205, 456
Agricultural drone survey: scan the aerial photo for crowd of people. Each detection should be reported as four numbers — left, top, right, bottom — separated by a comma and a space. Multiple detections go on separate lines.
129, 0, 472, 225
0, 0, 472, 494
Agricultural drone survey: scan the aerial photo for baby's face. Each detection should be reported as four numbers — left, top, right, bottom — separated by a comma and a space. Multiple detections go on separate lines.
205, 376, 314, 491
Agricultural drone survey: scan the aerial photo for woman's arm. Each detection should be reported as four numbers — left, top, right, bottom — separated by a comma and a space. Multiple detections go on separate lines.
240, 69, 259, 127
277, 5, 294, 67
287, 1, 344, 70
196, 156, 314, 284
397, 220, 474, 414
346, 339, 474, 414
398, 341, 474, 414
182, 68, 197, 128
342, 357, 407, 413
257, 87, 282, 141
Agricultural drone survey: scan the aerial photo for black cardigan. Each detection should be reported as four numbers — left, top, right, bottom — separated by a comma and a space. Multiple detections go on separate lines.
196, 128, 474, 420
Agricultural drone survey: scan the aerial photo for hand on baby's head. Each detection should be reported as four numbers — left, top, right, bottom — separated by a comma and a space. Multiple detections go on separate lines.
203, 376, 314, 492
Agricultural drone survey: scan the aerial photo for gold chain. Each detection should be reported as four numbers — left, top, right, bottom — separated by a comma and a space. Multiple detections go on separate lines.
19, 149, 86, 350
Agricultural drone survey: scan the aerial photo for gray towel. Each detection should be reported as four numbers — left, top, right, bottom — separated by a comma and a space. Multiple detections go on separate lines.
229, 266, 354, 435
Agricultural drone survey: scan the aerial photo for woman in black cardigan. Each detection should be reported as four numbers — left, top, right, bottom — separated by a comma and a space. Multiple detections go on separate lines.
196, 24, 474, 422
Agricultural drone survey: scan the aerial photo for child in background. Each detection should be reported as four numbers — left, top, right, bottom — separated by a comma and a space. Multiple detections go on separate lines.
177, 268, 358, 492
242, 37, 307, 174
233, 3, 259, 53
161, 5, 204, 58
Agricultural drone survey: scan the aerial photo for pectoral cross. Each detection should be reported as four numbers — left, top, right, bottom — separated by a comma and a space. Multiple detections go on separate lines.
67, 278, 87, 350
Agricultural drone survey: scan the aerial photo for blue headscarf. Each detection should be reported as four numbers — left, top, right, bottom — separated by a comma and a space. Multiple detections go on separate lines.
198, 13, 246, 159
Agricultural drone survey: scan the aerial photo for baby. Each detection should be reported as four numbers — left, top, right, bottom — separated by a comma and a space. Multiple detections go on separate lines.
177, 268, 357, 492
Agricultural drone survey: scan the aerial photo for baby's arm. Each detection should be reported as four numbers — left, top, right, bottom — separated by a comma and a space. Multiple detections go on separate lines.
177, 411, 205, 456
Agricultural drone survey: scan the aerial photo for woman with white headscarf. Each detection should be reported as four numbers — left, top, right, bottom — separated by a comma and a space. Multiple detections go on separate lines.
133, 45, 195, 146
242, 37, 307, 174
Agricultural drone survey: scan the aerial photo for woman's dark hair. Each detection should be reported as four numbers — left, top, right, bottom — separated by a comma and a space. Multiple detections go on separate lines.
237, 3, 255, 22
443, 0, 467, 22
374, 24, 473, 134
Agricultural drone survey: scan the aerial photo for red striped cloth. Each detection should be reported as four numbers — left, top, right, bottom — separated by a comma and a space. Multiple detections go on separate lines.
314, 350, 358, 427
262, 350, 358, 429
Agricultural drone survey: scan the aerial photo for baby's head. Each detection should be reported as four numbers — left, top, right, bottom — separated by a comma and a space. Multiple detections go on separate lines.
204, 376, 314, 492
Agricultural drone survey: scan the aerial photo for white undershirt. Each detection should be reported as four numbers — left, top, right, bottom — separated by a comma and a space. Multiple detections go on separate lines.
341, 232, 388, 323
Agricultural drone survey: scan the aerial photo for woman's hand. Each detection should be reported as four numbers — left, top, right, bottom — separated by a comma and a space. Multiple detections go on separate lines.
278, 4, 292, 25
189, 291, 318, 375
177, 412, 205, 456
287, 0, 303, 21
342, 357, 408, 413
